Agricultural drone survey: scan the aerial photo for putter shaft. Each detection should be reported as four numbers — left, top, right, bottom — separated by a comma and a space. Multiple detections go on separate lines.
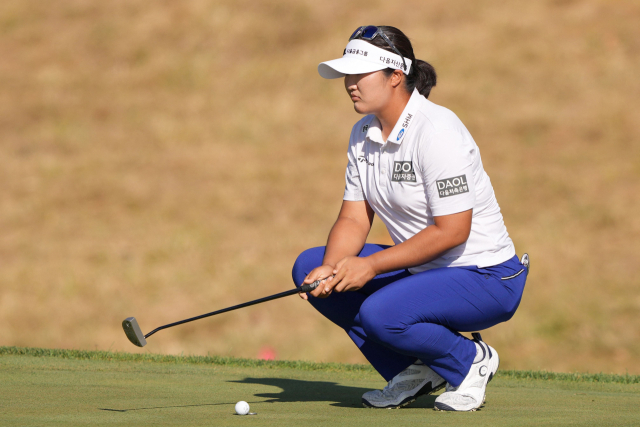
145, 286, 300, 338
126, 279, 322, 345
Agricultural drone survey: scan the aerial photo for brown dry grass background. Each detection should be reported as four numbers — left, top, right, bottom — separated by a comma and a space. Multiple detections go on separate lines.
1, 0, 639, 374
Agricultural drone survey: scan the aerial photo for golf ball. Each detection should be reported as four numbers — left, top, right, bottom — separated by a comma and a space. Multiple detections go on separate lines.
235, 401, 250, 415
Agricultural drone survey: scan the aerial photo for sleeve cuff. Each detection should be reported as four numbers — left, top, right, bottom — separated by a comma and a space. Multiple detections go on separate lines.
430, 200, 474, 217
343, 190, 366, 201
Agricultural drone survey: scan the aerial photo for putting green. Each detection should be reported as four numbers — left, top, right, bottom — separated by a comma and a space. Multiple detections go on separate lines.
1, 347, 638, 426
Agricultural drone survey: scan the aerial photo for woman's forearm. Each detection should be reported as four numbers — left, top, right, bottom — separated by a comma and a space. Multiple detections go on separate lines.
367, 209, 472, 275
323, 216, 370, 267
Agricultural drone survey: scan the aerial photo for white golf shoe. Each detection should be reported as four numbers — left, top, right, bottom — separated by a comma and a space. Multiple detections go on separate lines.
434, 333, 500, 412
362, 361, 446, 409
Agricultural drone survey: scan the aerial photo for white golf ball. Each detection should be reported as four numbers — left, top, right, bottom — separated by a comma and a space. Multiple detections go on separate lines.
235, 401, 250, 415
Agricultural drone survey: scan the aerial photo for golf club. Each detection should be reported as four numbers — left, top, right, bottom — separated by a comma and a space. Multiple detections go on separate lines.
122, 279, 323, 347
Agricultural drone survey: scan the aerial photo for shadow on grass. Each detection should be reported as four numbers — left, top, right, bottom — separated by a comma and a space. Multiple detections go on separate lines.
231, 377, 438, 409
98, 378, 437, 412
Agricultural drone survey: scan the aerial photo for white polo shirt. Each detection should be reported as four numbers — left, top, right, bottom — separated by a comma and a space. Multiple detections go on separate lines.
344, 89, 516, 273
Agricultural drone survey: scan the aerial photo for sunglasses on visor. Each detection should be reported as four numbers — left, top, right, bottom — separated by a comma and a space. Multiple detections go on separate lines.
349, 26, 407, 72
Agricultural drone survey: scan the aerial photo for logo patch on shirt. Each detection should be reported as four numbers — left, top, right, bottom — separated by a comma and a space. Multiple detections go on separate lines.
436, 175, 469, 197
358, 156, 374, 167
362, 124, 369, 133
396, 129, 405, 141
391, 161, 416, 182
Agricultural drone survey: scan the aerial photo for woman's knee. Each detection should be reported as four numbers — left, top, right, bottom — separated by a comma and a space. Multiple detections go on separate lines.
291, 246, 326, 286
359, 301, 383, 341
359, 296, 408, 344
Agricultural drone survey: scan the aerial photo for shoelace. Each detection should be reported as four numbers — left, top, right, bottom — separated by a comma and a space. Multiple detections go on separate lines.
380, 379, 398, 396
380, 375, 415, 396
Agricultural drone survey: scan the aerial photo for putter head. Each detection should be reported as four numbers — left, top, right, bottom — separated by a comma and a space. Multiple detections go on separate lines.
122, 317, 147, 347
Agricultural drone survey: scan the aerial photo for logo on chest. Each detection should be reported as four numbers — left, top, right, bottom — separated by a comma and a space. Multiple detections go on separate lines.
391, 161, 416, 182
436, 175, 469, 197
358, 156, 374, 167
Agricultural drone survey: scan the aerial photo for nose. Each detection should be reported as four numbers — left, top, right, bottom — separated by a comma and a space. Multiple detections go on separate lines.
344, 74, 358, 90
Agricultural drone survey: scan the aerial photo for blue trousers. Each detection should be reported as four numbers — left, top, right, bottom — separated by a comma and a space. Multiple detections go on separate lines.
292, 244, 528, 387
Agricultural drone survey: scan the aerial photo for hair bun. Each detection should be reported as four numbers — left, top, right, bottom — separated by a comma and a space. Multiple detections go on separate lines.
412, 59, 437, 98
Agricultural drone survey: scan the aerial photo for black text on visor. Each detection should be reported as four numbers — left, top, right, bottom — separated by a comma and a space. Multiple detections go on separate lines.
349, 26, 407, 72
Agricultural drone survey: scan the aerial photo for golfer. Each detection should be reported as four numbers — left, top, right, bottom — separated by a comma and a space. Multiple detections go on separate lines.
292, 26, 528, 411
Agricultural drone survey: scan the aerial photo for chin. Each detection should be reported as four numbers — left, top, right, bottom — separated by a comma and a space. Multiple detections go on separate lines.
353, 102, 370, 115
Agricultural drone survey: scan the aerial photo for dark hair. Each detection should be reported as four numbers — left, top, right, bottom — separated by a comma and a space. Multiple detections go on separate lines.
367, 26, 437, 98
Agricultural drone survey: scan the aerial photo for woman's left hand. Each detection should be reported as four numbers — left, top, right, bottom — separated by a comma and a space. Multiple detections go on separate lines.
321, 256, 377, 296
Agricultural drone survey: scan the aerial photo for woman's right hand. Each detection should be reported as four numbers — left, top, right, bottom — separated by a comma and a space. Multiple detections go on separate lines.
300, 264, 336, 300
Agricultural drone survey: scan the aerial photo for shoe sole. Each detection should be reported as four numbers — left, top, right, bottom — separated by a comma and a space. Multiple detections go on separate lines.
362, 380, 446, 409
434, 402, 482, 412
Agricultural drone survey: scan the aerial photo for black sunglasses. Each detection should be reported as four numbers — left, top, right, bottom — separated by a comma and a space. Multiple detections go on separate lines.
349, 26, 407, 72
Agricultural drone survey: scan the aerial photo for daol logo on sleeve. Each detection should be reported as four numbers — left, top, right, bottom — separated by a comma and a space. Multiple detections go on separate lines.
436, 175, 469, 197
391, 161, 416, 182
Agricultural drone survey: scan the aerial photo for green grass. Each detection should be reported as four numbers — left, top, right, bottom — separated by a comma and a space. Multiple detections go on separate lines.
2, 346, 639, 383
1, 347, 639, 426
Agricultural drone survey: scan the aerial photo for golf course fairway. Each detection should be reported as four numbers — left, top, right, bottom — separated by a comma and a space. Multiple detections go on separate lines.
1, 346, 638, 426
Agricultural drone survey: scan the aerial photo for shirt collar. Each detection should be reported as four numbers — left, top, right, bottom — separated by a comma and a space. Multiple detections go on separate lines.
387, 88, 421, 145
365, 89, 422, 145
365, 117, 384, 144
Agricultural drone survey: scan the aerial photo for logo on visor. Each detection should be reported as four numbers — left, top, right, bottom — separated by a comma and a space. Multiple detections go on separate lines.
391, 161, 416, 182
379, 55, 404, 69
397, 129, 405, 141
436, 175, 469, 198
344, 48, 369, 57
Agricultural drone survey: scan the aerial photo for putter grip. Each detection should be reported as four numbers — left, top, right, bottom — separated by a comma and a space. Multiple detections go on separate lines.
298, 279, 323, 294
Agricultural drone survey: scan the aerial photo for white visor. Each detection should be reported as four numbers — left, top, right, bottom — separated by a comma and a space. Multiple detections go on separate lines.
318, 39, 412, 79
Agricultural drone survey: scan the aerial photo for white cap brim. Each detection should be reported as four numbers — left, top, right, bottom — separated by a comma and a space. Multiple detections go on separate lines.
318, 57, 388, 79
317, 39, 412, 80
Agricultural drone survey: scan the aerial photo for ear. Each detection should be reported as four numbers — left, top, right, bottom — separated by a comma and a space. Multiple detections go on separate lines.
390, 70, 404, 88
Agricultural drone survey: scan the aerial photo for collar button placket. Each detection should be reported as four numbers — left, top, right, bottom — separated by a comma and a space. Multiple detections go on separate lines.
379, 146, 388, 186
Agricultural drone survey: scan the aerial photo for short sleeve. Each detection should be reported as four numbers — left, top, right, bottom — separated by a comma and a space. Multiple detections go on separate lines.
419, 129, 475, 216
343, 144, 365, 201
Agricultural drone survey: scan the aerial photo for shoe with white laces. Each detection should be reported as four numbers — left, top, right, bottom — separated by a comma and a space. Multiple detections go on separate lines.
434, 333, 500, 412
362, 361, 446, 409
